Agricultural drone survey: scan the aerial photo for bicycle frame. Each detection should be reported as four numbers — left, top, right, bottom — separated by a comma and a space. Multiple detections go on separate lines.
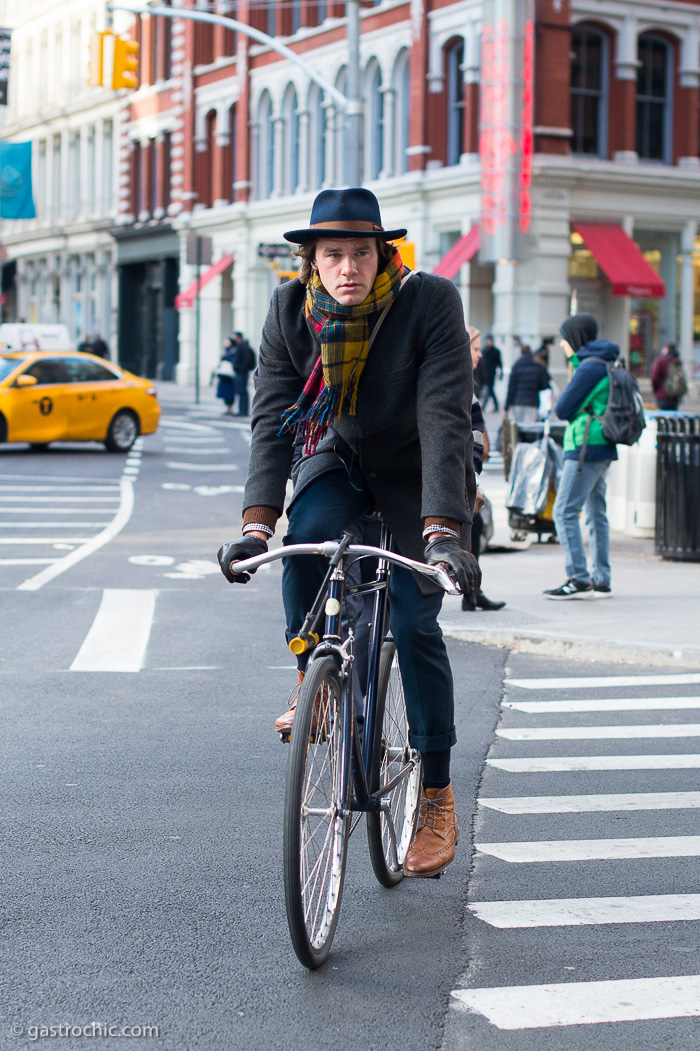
230, 533, 455, 866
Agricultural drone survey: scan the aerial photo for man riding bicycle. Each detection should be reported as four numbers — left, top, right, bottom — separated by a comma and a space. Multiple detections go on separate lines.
218, 187, 480, 878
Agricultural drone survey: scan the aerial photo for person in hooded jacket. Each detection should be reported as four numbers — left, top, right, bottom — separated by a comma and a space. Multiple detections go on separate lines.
544, 312, 618, 600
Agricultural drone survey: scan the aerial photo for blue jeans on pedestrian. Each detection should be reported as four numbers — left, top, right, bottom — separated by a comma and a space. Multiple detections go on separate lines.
481, 384, 499, 411
281, 466, 456, 754
553, 458, 612, 587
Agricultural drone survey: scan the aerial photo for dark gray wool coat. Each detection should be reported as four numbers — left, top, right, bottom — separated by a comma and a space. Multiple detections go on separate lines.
243, 270, 475, 582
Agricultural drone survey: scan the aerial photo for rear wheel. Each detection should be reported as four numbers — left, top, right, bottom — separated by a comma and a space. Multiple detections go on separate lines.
366, 641, 422, 887
29, 443, 50, 451
284, 656, 351, 969
105, 410, 138, 452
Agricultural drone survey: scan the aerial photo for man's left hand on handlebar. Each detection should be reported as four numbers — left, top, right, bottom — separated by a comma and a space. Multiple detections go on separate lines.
217, 535, 268, 583
424, 535, 481, 604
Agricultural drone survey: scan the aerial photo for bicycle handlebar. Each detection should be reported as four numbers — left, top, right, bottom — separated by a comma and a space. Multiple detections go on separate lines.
227, 542, 459, 594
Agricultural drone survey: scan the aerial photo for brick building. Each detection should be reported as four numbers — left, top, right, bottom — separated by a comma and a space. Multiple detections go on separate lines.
2, 0, 700, 388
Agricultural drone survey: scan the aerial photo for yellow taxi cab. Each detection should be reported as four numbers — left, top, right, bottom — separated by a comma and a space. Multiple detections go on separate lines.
0, 350, 160, 452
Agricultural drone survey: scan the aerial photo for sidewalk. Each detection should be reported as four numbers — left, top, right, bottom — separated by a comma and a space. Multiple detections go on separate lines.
439, 407, 700, 669
155, 381, 700, 670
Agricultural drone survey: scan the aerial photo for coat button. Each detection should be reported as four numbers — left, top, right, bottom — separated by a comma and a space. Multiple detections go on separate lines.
369, 471, 377, 478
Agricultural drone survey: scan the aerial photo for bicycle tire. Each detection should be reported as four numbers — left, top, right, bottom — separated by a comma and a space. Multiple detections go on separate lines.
366, 640, 423, 887
283, 656, 351, 968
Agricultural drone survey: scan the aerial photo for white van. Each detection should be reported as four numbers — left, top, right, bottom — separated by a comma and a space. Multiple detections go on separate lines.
0, 323, 75, 352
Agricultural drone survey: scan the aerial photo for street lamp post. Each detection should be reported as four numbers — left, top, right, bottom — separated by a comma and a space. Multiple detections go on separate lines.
107, 1, 363, 184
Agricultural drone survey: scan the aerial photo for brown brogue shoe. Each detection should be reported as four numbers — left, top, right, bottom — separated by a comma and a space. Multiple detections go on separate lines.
275, 670, 305, 735
404, 782, 459, 878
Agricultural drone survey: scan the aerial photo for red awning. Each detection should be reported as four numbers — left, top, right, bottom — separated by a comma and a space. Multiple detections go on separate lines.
175, 253, 234, 309
571, 223, 665, 298
432, 225, 480, 280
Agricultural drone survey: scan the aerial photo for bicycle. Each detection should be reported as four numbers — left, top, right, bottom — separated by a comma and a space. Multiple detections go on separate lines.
230, 520, 455, 968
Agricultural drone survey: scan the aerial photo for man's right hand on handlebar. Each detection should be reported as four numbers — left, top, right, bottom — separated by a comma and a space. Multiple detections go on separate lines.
217, 535, 268, 583
424, 535, 481, 605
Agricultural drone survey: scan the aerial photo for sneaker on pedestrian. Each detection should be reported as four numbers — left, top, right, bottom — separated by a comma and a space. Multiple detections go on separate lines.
543, 579, 593, 600
592, 583, 612, 597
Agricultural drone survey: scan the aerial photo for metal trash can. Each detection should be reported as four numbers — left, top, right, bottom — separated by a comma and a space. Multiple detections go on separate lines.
655, 414, 700, 561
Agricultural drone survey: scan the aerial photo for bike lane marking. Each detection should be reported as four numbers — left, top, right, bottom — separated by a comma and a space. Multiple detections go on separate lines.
70, 588, 157, 673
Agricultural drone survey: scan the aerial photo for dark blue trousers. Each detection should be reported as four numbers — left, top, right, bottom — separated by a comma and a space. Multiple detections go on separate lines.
282, 467, 456, 754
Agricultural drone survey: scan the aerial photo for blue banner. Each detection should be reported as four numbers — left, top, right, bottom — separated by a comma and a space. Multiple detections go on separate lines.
0, 141, 36, 219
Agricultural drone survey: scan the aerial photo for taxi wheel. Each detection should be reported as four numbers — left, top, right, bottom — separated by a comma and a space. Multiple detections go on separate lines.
105, 410, 139, 453
30, 443, 50, 451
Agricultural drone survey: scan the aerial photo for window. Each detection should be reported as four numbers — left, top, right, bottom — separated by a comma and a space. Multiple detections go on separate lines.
36, 141, 47, 220
333, 67, 348, 184
68, 132, 81, 217
102, 121, 113, 213
308, 84, 326, 190
290, 0, 302, 34
446, 40, 465, 166
282, 85, 300, 194
23, 359, 67, 385
228, 104, 237, 200
87, 127, 96, 214
256, 91, 274, 198
392, 49, 410, 175
52, 136, 62, 221
570, 25, 607, 156
364, 61, 383, 180
162, 131, 172, 211
64, 358, 118, 382
636, 34, 672, 162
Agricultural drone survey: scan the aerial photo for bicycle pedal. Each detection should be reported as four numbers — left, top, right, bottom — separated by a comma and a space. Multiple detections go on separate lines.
278, 731, 291, 744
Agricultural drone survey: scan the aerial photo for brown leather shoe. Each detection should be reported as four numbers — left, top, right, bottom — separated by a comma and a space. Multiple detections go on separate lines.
403, 782, 459, 878
275, 670, 305, 735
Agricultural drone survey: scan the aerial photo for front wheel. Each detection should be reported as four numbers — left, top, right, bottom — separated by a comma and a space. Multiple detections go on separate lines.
283, 656, 351, 968
105, 410, 138, 452
366, 641, 423, 887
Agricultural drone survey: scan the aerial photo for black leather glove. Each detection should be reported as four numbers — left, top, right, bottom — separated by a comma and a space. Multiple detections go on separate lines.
217, 535, 268, 583
424, 535, 481, 602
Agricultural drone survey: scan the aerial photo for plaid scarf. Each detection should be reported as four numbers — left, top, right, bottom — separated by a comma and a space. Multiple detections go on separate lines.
280, 253, 405, 453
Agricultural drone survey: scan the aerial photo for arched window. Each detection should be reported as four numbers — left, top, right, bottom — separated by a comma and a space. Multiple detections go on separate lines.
445, 39, 465, 166
570, 25, 607, 156
392, 48, 410, 175
199, 110, 216, 208
364, 60, 383, 180
333, 66, 348, 184
255, 91, 274, 199
282, 84, 300, 195
307, 84, 327, 190
636, 34, 672, 162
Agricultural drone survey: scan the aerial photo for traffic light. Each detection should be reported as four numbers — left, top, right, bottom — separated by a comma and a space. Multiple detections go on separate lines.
88, 31, 107, 87
112, 35, 140, 90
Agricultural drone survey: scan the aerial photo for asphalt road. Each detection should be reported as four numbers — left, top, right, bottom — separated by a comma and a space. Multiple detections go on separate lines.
0, 406, 505, 1051
3, 404, 699, 1051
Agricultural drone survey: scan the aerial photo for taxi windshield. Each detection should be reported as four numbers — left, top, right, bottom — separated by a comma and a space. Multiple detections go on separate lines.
0, 355, 26, 382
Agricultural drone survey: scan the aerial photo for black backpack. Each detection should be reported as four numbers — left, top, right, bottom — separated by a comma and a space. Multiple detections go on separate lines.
579, 359, 646, 467
664, 358, 687, 399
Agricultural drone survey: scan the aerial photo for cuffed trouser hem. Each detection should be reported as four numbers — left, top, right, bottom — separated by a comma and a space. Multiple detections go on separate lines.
409, 728, 458, 753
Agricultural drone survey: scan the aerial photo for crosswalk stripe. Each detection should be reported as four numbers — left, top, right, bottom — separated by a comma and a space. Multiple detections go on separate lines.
505, 673, 700, 690
469, 894, 700, 928
450, 975, 700, 1029
478, 791, 700, 813
474, 835, 700, 862
70, 589, 157, 673
487, 754, 700, 772
505, 696, 700, 713
497, 723, 700, 740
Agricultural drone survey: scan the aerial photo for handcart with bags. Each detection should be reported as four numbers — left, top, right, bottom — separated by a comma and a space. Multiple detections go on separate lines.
505, 419, 564, 541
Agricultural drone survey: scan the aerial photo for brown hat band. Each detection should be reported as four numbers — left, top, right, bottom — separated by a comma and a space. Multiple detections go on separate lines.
310, 220, 384, 232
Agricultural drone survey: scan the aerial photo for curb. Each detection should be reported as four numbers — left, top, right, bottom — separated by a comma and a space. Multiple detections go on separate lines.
441, 625, 700, 670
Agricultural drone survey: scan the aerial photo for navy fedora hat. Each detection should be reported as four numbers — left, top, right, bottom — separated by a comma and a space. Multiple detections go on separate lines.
283, 187, 407, 244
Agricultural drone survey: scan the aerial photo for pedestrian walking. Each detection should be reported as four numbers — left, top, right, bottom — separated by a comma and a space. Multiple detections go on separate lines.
215, 337, 237, 415
651, 342, 687, 411
464, 327, 505, 612
504, 344, 550, 426
544, 312, 617, 601
91, 333, 110, 359
232, 331, 256, 416
218, 186, 480, 878
477, 333, 503, 410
